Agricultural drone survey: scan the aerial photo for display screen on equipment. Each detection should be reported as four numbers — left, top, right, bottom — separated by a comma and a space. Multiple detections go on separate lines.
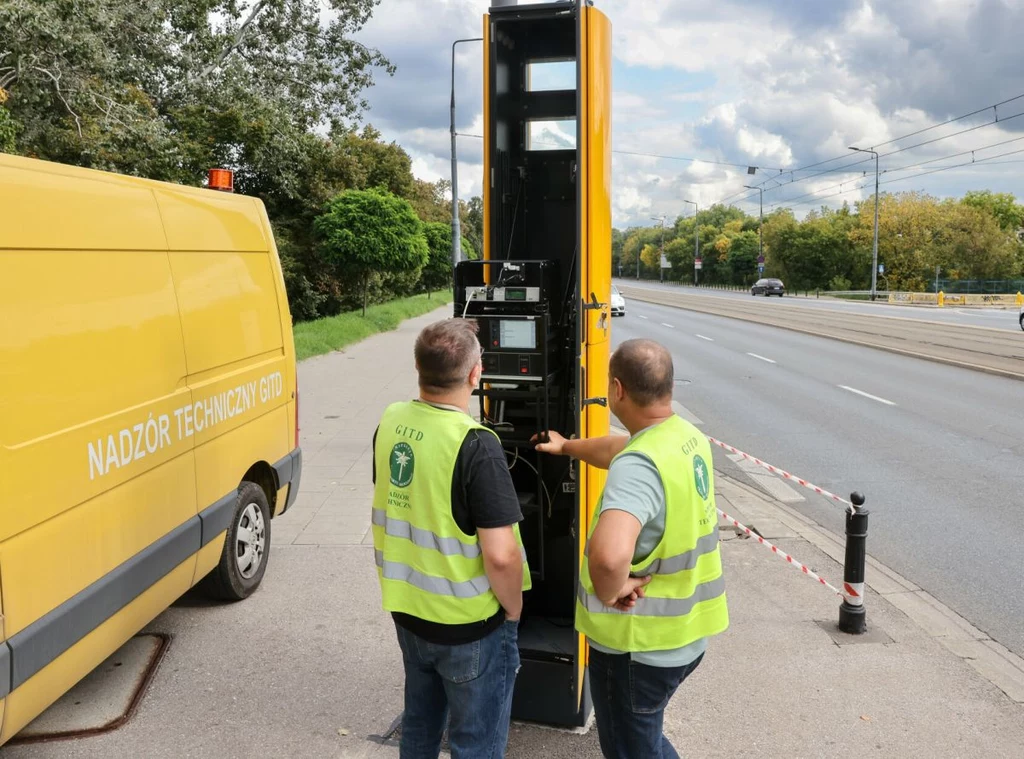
498, 319, 536, 350
505, 288, 527, 301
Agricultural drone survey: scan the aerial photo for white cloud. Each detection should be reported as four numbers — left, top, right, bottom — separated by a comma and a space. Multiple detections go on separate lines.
355, 0, 1024, 226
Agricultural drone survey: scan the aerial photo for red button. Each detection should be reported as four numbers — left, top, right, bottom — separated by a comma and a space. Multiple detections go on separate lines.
521, 366, 528, 373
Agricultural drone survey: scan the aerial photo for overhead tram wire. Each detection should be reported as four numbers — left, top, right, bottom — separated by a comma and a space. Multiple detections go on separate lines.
768, 133, 1024, 209
453, 133, 784, 172
707, 91, 1024, 207
772, 146, 1024, 210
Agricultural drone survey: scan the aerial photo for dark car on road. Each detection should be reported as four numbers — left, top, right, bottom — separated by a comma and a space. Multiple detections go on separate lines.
752, 278, 785, 296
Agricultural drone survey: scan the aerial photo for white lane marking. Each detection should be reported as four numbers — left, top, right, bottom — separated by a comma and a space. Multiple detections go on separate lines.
661, 322, 675, 328
838, 385, 897, 406
671, 400, 703, 426
638, 315, 649, 320
696, 334, 714, 341
955, 309, 1005, 319
728, 454, 805, 503
747, 352, 776, 364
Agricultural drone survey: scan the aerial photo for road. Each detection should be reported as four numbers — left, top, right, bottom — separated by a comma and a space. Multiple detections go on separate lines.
610, 299, 1024, 658
616, 281, 1024, 380
620, 280, 1023, 332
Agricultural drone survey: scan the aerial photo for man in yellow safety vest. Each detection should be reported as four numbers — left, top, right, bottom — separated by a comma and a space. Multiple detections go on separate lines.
536, 338, 728, 758
371, 318, 531, 758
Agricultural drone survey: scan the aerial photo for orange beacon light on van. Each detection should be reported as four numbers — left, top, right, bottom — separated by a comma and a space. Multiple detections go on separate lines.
208, 167, 234, 192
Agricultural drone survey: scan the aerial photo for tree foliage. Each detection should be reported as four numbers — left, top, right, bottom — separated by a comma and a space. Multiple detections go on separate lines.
421, 221, 474, 297
1, 0, 489, 320
315, 188, 428, 315
616, 193, 1024, 292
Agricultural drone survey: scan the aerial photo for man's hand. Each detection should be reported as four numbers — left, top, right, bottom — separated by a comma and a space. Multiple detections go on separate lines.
532, 430, 568, 456
602, 575, 651, 612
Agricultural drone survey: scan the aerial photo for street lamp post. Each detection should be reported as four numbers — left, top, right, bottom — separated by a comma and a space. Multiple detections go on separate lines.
651, 215, 666, 283
743, 184, 764, 268
450, 37, 483, 271
684, 199, 699, 286
849, 146, 880, 301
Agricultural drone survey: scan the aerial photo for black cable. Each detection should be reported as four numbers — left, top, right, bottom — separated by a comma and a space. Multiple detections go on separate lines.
711, 91, 1024, 206
776, 146, 1024, 209
769, 133, 1024, 209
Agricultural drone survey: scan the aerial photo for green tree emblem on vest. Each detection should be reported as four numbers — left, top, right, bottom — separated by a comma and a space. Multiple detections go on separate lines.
693, 454, 710, 501
390, 443, 415, 488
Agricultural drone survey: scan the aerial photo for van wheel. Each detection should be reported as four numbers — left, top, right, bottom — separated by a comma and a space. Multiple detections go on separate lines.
202, 482, 271, 602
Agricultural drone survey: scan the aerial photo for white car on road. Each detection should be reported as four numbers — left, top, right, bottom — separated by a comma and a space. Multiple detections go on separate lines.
611, 284, 626, 316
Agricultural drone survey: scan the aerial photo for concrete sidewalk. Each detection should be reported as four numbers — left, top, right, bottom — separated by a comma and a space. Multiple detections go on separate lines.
8, 306, 1024, 758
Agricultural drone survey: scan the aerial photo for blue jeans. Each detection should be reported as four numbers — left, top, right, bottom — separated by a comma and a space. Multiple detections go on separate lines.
588, 648, 705, 759
394, 619, 520, 759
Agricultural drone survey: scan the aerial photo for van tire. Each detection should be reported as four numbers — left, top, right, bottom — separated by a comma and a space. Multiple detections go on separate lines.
202, 481, 272, 602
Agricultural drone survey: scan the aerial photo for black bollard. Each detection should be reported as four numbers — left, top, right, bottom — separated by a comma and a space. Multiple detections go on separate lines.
838, 492, 869, 634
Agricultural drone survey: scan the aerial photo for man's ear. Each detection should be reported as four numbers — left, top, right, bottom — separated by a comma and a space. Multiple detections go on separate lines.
469, 361, 482, 387
612, 377, 625, 402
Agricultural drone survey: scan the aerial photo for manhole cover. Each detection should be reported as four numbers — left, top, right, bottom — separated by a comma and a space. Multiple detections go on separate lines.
10, 633, 169, 745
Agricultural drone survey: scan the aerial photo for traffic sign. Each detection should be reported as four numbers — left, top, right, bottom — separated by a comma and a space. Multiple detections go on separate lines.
694, 258, 703, 270
758, 264, 765, 274
757, 255, 765, 264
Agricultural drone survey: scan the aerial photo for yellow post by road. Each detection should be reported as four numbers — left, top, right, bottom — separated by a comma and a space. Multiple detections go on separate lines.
938, 291, 945, 307
1016, 291, 1023, 307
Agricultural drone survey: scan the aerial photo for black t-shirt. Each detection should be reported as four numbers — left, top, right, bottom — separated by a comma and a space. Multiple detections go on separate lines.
372, 402, 523, 645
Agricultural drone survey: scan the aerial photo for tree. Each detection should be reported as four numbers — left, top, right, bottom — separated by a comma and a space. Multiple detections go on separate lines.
934, 201, 1018, 281
611, 227, 625, 275
464, 196, 484, 258
641, 243, 660, 272
407, 178, 452, 223
315, 188, 428, 316
1, 0, 392, 182
0, 88, 16, 153
961, 190, 1024, 232
727, 230, 760, 284
421, 221, 472, 297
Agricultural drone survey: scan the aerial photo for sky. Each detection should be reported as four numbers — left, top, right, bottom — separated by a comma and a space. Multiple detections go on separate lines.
353, 0, 1024, 229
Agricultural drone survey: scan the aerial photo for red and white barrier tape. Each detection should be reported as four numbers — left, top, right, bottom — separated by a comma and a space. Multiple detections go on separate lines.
707, 436, 856, 511
718, 508, 845, 598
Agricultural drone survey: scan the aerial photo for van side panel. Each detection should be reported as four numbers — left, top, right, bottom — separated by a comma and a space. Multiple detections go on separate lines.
167, 251, 285, 373
154, 186, 268, 253
1, 565, 7, 734
157, 190, 293, 581
254, 199, 301, 510
0, 160, 166, 252
0, 251, 195, 543
0, 163, 199, 739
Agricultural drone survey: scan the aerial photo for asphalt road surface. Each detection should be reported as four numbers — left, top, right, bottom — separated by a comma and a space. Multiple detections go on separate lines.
610, 299, 1024, 658
619, 280, 1023, 332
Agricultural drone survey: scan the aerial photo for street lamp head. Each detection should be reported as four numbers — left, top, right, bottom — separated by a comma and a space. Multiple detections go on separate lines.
848, 146, 860, 151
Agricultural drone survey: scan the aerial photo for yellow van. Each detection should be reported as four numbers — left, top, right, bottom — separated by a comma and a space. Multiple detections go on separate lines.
0, 154, 302, 743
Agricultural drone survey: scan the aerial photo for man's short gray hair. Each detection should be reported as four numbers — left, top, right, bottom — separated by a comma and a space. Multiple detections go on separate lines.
414, 319, 480, 393
609, 339, 674, 406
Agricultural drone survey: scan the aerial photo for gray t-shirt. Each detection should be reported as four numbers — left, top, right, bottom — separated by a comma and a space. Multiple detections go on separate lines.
588, 442, 708, 667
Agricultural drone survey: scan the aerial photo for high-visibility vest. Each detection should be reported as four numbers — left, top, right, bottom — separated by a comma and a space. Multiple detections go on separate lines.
372, 401, 531, 624
576, 415, 728, 651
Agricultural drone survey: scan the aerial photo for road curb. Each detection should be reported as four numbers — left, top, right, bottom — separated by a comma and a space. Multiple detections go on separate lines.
715, 471, 1024, 703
